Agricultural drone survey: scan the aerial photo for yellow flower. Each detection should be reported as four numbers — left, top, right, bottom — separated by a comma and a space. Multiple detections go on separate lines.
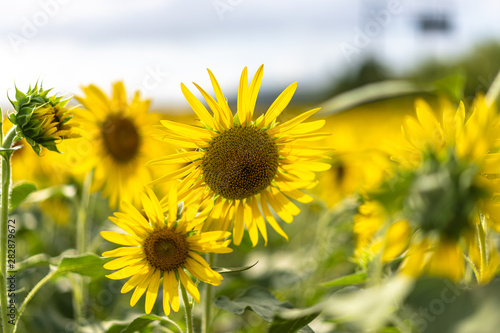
396, 96, 500, 171
101, 187, 232, 315
400, 236, 465, 282
150, 65, 330, 246
382, 95, 500, 282
74, 81, 172, 208
353, 201, 410, 269
316, 150, 390, 208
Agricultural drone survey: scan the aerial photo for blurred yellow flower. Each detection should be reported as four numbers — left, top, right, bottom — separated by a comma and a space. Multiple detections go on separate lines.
316, 151, 390, 208
150, 65, 330, 246
101, 188, 231, 315
353, 201, 410, 269
371, 95, 500, 283
74, 82, 172, 208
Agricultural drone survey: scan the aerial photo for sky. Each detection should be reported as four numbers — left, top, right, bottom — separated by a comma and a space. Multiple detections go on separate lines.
0, 0, 500, 111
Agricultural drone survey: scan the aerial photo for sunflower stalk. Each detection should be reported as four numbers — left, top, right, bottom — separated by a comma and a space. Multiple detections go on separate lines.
73, 170, 94, 328
180, 283, 194, 333
0, 125, 18, 333
202, 253, 215, 333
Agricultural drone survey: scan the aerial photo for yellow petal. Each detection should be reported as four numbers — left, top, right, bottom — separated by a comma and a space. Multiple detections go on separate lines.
400, 240, 428, 278
207, 68, 233, 127
260, 195, 289, 241
121, 265, 150, 293
148, 151, 204, 166
270, 187, 300, 216
102, 246, 142, 258
101, 231, 141, 246
141, 187, 164, 229
178, 268, 201, 303
415, 99, 444, 146
382, 220, 411, 263
159, 120, 214, 141
276, 182, 313, 204
130, 269, 155, 307
265, 190, 293, 224
427, 239, 465, 282
193, 82, 225, 132
261, 82, 298, 128
105, 263, 146, 280
150, 161, 201, 185
145, 269, 161, 314
168, 185, 178, 225
181, 83, 216, 129
237, 66, 250, 125
251, 197, 267, 246
245, 201, 259, 247
112, 81, 128, 108
120, 202, 152, 233
247, 65, 264, 123
103, 254, 144, 270
233, 201, 245, 246
164, 270, 180, 312
267, 108, 320, 135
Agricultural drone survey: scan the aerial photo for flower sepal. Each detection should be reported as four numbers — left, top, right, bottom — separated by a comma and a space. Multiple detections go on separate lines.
7, 83, 76, 155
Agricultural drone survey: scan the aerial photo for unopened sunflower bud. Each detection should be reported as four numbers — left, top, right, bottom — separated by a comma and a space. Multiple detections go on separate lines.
7, 84, 78, 155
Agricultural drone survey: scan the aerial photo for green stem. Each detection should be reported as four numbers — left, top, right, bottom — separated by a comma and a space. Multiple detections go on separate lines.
12, 269, 57, 333
180, 283, 193, 333
2, 128, 17, 150
76, 171, 93, 254
1, 126, 17, 333
486, 68, 500, 107
202, 253, 215, 333
73, 170, 93, 329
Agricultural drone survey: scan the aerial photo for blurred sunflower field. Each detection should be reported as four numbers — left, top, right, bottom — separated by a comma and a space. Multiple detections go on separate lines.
3, 2, 500, 333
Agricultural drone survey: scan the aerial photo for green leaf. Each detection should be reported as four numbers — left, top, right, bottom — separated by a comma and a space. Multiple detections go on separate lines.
9, 182, 37, 212
215, 286, 293, 322
54, 253, 111, 279
321, 272, 367, 288
23, 185, 77, 203
213, 261, 258, 274
105, 314, 180, 333
11, 253, 51, 272
268, 307, 321, 333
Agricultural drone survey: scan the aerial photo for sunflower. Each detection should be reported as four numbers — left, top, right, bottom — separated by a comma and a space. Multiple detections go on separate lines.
149, 65, 330, 246
316, 150, 390, 208
7, 84, 78, 155
101, 187, 232, 314
353, 200, 411, 270
364, 96, 500, 282
74, 81, 172, 208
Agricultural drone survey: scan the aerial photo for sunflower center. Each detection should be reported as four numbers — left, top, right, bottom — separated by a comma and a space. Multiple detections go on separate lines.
102, 115, 140, 163
202, 125, 279, 200
143, 227, 189, 272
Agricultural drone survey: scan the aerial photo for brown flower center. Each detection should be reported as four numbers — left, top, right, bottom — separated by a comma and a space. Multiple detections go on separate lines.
143, 227, 189, 272
202, 125, 279, 200
102, 115, 140, 163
